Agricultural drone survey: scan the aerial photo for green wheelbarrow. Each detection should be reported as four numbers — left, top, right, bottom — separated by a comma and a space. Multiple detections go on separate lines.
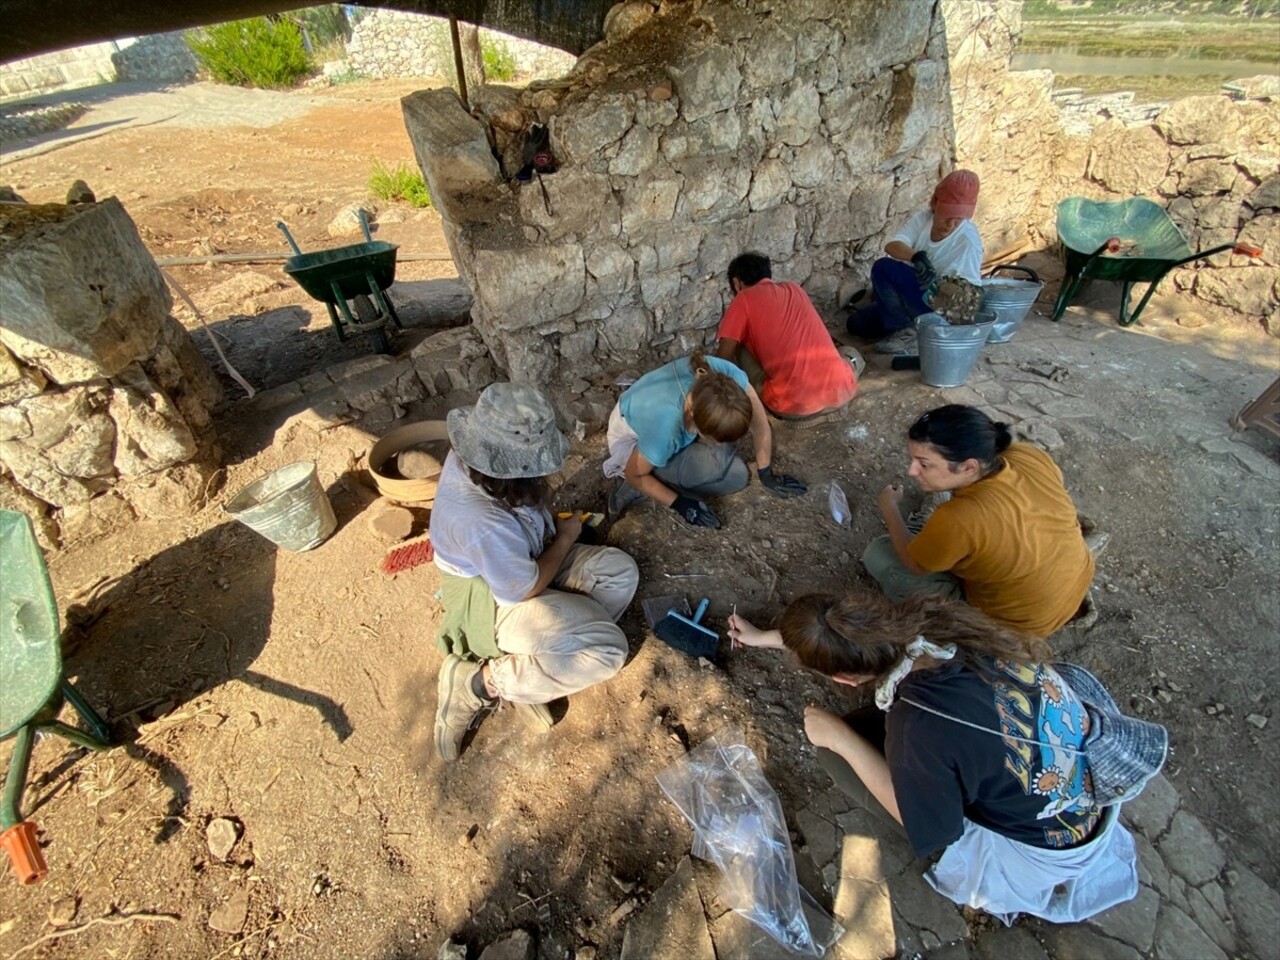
1051, 197, 1263, 327
1, 510, 112, 885
278, 210, 403, 354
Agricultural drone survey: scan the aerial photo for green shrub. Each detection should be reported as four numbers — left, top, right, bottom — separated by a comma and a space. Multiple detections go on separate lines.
368, 160, 432, 208
481, 36, 518, 81
186, 17, 312, 89
295, 5, 352, 47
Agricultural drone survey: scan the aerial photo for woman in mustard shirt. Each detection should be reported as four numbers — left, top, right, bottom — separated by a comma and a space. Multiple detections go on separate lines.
863, 404, 1094, 638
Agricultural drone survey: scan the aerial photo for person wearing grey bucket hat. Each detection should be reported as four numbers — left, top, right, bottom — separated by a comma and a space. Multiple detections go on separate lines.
429, 383, 639, 762
728, 590, 1154, 924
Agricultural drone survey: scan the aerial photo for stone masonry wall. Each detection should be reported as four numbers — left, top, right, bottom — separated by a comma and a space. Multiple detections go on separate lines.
944, 0, 1280, 330
0, 33, 195, 100
404, 0, 955, 386
0, 199, 221, 548
348, 10, 576, 82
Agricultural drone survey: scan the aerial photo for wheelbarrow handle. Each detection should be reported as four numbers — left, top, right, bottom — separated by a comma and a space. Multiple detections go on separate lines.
1094, 237, 1122, 256
358, 209, 373, 244
276, 221, 304, 257
1234, 242, 1263, 258
1174, 241, 1265, 267
985, 264, 1041, 283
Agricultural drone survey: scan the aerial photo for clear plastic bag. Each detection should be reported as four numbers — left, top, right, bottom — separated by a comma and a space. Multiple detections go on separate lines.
657, 728, 844, 956
828, 482, 851, 527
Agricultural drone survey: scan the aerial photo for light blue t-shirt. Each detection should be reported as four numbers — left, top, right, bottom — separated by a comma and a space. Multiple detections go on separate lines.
619, 356, 750, 468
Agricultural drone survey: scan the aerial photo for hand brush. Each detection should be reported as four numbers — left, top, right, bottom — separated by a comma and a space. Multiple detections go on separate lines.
380, 532, 433, 576
653, 597, 719, 659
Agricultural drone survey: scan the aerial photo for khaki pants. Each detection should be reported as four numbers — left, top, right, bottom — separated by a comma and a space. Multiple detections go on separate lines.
490, 544, 638, 704
861, 535, 964, 603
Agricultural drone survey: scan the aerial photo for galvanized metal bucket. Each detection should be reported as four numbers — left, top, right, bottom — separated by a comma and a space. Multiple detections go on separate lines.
979, 265, 1044, 343
224, 461, 336, 552
918, 313, 996, 388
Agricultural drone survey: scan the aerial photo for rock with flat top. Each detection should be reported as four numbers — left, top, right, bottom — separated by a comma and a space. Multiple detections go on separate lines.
208, 890, 249, 934
366, 501, 414, 542
621, 857, 715, 960
206, 817, 240, 861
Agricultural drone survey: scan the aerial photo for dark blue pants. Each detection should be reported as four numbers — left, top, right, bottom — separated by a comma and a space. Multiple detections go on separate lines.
847, 257, 930, 338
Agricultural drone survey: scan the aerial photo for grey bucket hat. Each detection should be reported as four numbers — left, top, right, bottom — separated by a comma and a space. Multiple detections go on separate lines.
446, 382, 569, 480
1055, 662, 1169, 807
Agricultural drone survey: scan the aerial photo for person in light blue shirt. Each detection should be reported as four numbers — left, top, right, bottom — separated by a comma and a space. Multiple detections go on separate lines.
602, 351, 806, 528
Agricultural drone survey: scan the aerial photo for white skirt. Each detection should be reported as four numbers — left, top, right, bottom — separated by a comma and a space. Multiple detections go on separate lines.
602, 403, 639, 480
925, 804, 1138, 925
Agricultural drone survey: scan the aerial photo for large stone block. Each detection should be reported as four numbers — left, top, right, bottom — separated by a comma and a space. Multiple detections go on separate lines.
401, 89, 505, 226
471, 243, 586, 330
1194, 267, 1277, 318
745, 205, 798, 261
517, 169, 615, 242
585, 242, 635, 300
836, 0, 934, 83
0, 199, 170, 383
1087, 124, 1171, 196
749, 158, 793, 211
669, 45, 741, 124
109, 364, 197, 477
619, 857, 714, 960
553, 95, 633, 162
598, 305, 651, 355
773, 82, 821, 147
409, 325, 496, 397
620, 176, 684, 237
1156, 95, 1244, 147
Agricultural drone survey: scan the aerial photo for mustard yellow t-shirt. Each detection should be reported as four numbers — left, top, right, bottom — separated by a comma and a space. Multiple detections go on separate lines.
907, 443, 1094, 637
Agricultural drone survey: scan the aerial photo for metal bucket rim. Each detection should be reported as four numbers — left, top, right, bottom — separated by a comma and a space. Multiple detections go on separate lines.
224, 461, 320, 516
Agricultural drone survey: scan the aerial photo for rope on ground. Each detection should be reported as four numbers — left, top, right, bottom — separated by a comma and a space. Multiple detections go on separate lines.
160, 267, 257, 400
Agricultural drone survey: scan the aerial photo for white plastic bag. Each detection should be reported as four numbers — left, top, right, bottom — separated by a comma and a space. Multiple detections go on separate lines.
657, 728, 843, 956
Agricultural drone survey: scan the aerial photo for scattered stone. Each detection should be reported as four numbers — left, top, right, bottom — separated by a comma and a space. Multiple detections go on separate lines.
366, 501, 414, 542
459, 824, 479, 847
328, 202, 374, 238
1158, 811, 1226, 886
1177, 310, 1208, 328
607, 899, 639, 926
1156, 689, 1173, 704
438, 940, 467, 960
1246, 713, 1268, 729
478, 929, 532, 960
208, 890, 250, 934
619, 857, 714, 960
339, 795, 361, 817
206, 817, 240, 861
47, 898, 78, 927
610, 872, 637, 894
574, 947, 597, 960
397, 447, 444, 479
65, 179, 96, 204
0, 185, 27, 203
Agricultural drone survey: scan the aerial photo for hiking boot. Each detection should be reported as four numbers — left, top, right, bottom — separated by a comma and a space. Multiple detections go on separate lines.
514, 701, 555, 733
875, 329, 918, 356
839, 344, 867, 378
907, 490, 952, 531
608, 479, 645, 519
434, 655, 493, 762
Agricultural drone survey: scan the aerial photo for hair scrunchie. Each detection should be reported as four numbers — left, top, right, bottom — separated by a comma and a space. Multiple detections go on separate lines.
874, 635, 957, 711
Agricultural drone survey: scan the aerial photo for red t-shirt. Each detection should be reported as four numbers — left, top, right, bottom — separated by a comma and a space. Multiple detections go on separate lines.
717, 279, 857, 416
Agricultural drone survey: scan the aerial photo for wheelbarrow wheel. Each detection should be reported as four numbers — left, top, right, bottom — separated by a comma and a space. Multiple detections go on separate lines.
353, 294, 392, 355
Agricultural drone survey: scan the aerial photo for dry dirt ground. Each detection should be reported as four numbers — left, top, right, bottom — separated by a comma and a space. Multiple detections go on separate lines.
1, 80, 1278, 959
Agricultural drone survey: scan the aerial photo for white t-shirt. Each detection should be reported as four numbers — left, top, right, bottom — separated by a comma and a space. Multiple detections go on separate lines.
430, 452, 553, 606
889, 210, 983, 283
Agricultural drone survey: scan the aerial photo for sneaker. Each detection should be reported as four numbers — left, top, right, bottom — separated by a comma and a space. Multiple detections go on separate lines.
514, 701, 555, 733
839, 345, 867, 378
907, 490, 951, 531
434, 655, 494, 762
875, 330, 918, 355
608, 479, 645, 519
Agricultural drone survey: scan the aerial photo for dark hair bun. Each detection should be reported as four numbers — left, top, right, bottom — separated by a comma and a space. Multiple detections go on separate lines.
993, 421, 1012, 452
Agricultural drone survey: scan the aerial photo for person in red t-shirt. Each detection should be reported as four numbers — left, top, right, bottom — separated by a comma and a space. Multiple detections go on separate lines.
715, 252, 859, 420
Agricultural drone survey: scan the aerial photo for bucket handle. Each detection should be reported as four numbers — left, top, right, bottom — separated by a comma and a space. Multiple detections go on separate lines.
985, 263, 1041, 283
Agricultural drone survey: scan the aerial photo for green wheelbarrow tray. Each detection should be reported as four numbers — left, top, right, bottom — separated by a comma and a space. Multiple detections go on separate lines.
1051, 197, 1263, 326
278, 212, 403, 350
1, 509, 111, 885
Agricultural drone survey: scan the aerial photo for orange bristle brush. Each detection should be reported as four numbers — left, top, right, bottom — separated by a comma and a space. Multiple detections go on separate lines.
380, 533, 434, 575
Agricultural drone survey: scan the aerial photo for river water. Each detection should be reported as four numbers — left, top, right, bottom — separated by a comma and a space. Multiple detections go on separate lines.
1012, 51, 1278, 79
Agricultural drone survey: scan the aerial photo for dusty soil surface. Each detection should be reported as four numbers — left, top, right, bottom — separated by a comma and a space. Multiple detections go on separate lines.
1, 80, 1278, 959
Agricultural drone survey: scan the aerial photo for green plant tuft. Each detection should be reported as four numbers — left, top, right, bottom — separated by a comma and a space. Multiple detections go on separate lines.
368, 160, 432, 208
481, 36, 518, 82
186, 17, 312, 90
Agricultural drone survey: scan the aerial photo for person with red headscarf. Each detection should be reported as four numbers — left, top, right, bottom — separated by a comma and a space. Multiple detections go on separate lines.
847, 170, 984, 352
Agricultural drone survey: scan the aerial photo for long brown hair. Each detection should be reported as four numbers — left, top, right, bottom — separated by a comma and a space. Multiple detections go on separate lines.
779, 592, 1049, 679
467, 467, 549, 510
687, 350, 751, 443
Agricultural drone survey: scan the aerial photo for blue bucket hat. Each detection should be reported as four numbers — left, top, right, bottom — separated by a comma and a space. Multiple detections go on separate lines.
1054, 662, 1169, 807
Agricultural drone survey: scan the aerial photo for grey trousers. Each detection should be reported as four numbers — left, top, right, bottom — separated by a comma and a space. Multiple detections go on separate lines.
861, 534, 964, 603
653, 440, 749, 499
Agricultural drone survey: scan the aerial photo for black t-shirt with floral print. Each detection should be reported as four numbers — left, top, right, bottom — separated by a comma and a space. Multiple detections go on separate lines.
886, 656, 1101, 859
